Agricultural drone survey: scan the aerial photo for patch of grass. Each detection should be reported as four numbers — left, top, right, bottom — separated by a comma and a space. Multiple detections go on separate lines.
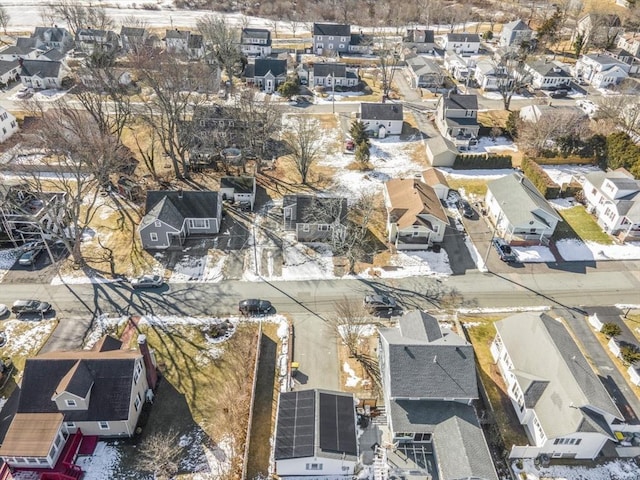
462, 315, 530, 451
445, 177, 490, 198
623, 312, 640, 343
478, 110, 510, 129
590, 324, 640, 399
554, 206, 613, 244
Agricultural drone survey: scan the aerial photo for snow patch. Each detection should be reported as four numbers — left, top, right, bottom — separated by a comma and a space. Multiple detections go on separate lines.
556, 239, 640, 261
343, 362, 362, 387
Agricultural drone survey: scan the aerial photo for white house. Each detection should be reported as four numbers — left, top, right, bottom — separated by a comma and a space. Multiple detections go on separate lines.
474, 60, 512, 91
442, 32, 481, 55
274, 389, 358, 478
617, 32, 640, 56
582, 168, 640, 241
519, 104, 585, 124
0, 60, 20, 86
524, 60, 572, 90
575, 53, 630, 88
0, 106, 18, 143
19, 59, 65, 89
219, 176, 256, 211
500, 19, 534, 47
310, 63, 358, 88
240, 28, 272, 57
444, 51, 473, 81
383, 177, 449, 250
485, 173, 562, 243
491, 312, 624, 459
359, 102, 403, 136
405, 54, 444, 88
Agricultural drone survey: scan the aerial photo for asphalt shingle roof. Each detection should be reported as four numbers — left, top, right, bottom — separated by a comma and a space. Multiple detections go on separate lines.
313, 23, 351, 37
142, 190, 220, 230
253, 58, 286, 77
379, 311, 478, 399
313, 63, 347, 78
360, 102, 403, 121
241, 28, 272, 46
446, 32, 481, 43
20, 59, 62, 79
220, 176, 255, 194
443, 93, 478, 111
283, 195, 348, 225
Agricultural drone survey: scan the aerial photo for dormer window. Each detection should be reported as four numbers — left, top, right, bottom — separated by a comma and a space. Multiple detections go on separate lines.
65, 399, 77, 407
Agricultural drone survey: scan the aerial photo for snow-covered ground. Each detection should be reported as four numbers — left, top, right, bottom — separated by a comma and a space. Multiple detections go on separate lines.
513, 458, 640, 480
557, 239, 640, 261
541, 164, 602, 186
467, 136, 518, 154
441, 167, 517, 180
367, 250, 452, 277
513, 246, 555, 263
0, 249, 19, 283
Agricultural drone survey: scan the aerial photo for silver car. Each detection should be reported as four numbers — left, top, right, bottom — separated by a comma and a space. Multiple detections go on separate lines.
131, 274, 164, 288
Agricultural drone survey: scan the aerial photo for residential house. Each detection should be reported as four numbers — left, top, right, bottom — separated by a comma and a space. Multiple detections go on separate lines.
75, 28, 118, 54
425, 135, 457, 167
282, 194, 347, 243
0, 60, 20, 86
139, 190, 223, 249
310, 63, 358, 88
582, 168, 640, 241
474, 60, 512, 91
219, 176, 257, 210
524, 60, 572, 90
0, 183, 66, 245
500, 19, 534, 47
574, 13, 622, 50
404, 54, 444, 88
604, 48, 640, 75
348, 32, 374, 55
0, 106, 18, 143
421, 168, 450, 200
313, 23, 351, 55
485, 173, 562, 243
0, 335, 157, 472
240, 28, 272, 58
19, 59, 65, 89
37, 48, 66, 62
30, 26, 74, 52
0, 44, 38, 62
404, 29, 436, 54
273, 389, 358, 478
519, 104, 586, 124
617, 32, 640, 56
242, 58, 287, 93
163, 30, 204, 59
359, 102, 403, 136
186, 34, 205, 59
435, 92, 479, 149
443, 51, 473, 81
575, 53, 630, 88
119, 26, 148, 52
491, 312, 623, 459
383, 177, 449, 249
442, 32, 481, 55
378, 311, 498, 480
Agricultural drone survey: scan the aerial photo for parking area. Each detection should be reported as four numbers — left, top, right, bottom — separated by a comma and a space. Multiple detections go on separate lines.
3, 244, 69, 284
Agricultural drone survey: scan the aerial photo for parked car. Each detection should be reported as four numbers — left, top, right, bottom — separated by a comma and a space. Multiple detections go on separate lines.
457, 199, 474, 218
11, 299, 51, 315
345, 139, 355, 151
363, 294, 398, 313
18, 247, 44, 266
131, 274, 164, 288
0, 304, 8, 317
492, 238, 518, 263
238, 299, 272, 315
549, 89, 569, 98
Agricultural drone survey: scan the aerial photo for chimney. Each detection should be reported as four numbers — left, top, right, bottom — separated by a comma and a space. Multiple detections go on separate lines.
138, 334, 158, 390
178, 189, 183, 199
18, 57, 23, 67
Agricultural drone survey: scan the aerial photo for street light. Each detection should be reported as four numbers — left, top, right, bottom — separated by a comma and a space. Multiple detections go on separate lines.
328, 73, 335, 114
482, 202, 505, 270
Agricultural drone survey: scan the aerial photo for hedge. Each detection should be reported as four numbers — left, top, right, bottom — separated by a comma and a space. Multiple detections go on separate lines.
534, 155, 598, 166
452, 153, 513, 170
521, 157, 561, 199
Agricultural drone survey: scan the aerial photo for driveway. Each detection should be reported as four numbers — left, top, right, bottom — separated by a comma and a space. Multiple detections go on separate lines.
3, 244, 69, 284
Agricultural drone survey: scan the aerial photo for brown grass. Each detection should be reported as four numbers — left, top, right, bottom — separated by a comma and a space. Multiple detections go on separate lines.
445, 177, 490, 198
623, 312, 640, 343
591, 324, 640, 398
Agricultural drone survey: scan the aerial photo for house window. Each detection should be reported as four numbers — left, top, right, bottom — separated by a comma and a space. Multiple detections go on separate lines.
150, 232, 158, 242
154, 220, 162, 227
339, 44, 345, 49
65, 399, 77, 407
329, 36, 334, 40
65, 422, 75, 428
134, 392, 142, 412
328, 44, 334, 49
301, 224, 310, 232
189, 218, 210, 229
134, 361, 143, 385
318, 224, 330, 231
99, 421, 109, 430
306, 463, 323, 470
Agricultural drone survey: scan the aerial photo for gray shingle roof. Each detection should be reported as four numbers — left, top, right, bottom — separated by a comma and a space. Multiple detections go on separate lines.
487, 173, 562, 227
406, 55, 441, 76
20, 59, 62, 79
504, 19, 531, 32
32, 27, 69, 43
313, 63, 347, 78
0, 44, 35, 56
220, 176, 255, 194
495, 312, 623, 438
379, 311, 478, 399
39, 48, 65, 61
0, 60, 20, 76
446, 32, 481, 43
142, 190, 220, 230
120, 26, 146, 37
444, 93, 478, 111
253, 58, 286, 77
389, 400, 498, 480
360, 102, 403, 121
165, 29, 190, 39
241, 28, 272, 46
313, 23, 351, 37
527, 60, 571, 78
283, 195, 348, 225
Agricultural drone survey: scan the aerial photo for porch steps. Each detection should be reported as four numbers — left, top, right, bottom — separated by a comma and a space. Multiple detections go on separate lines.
371, 406, 387, 426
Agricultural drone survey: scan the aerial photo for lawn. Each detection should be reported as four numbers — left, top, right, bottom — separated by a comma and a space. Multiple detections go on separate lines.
445, 177, 490, 198
462, 315, 529, 453
553, 206, 613, 244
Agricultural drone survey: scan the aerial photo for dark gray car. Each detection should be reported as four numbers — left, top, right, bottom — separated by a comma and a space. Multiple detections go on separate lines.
492, 238, 518, 263
363, 294, 398, 312
238, 299, 272, 315
11, 299, 51, 315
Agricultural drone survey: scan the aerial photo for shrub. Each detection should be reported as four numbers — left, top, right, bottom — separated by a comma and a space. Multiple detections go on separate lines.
452, 154, 512, 169
620, 344, 640, 366
601, 323, 622, 339
521, 157, 560, 199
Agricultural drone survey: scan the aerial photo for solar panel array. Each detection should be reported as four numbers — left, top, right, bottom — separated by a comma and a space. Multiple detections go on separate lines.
318, 392, 358, 456
274, 390, 316, 459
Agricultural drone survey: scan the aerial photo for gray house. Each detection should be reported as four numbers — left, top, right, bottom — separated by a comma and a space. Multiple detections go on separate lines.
240, 28, 272, 57
243, 58, 287, 93
283, 194, 347, 243
378, 311, 498, 480
435, 92, 479, 149
405, 54, 444, 88
310, 63, 358, 87
500, 19, 534, 47
404, 29, 436, 53
220, 176, 256, 210
313, 23, 351, 55
120, 26, 148, 52
139, 190, 222, 249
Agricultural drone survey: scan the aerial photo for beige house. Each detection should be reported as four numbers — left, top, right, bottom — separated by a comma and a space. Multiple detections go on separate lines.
384, 177, 449, 250
0, 335, 157, 472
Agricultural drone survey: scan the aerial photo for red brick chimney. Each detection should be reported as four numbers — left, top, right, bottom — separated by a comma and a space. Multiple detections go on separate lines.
138, 334, 158, 390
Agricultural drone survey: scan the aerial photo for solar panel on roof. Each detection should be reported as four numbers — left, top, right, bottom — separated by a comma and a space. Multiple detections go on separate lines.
274, 390, 316, 459
318, 392, 358, 456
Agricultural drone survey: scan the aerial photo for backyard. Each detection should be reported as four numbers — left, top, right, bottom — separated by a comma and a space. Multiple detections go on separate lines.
553, 206, 613, 244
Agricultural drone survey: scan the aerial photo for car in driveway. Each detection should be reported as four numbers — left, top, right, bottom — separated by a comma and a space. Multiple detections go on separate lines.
18, 246, 44, 266
11, 299, 51, 315
363, 294, 398, 313
492, 237, 518, 263
131, 274, 164, 288
238, 299, 272, 315
457, 199, 474, 218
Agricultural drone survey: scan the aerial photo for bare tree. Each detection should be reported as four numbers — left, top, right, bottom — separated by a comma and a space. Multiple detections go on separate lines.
0, 6, 10, 35
493, 49, 531, 111
136, 429, 182, 480
595, 94, 640, 136
517, 108, 590, 155
197, 15, 242, 84
40, 0, 112, 37
282, 115, 322, 184
375, 37, 401, 102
